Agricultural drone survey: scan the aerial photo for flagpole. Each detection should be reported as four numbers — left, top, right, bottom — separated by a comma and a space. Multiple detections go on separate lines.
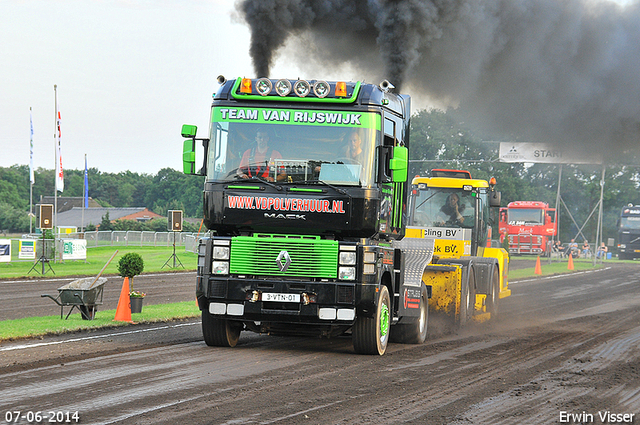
29, 107, 33, 235
82, 154, 86, 233
54, 85, 58, 244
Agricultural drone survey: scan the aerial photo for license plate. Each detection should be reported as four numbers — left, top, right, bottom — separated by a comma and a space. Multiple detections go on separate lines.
263, 293, 300, 303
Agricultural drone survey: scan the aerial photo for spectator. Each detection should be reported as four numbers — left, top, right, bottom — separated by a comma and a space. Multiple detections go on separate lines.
568, 239, 579, 258
582, 240, 591, 258
554, 240, 565, 257
596, 242, 608, 259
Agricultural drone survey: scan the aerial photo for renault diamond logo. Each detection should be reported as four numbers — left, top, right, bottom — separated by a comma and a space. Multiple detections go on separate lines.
276, 250, 291, 272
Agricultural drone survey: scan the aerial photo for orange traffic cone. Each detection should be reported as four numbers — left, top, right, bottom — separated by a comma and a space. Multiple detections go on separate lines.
567, 253, 575, 270
535, 256, 542, 275
114, 277, 133, 322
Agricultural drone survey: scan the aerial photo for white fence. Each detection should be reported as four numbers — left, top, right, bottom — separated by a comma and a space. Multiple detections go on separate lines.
31, 231, 202, 252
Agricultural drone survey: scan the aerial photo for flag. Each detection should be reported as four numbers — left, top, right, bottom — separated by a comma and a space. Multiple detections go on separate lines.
29, 109, 35, 185
55, 106, 64, 192
84, 155, 89, 208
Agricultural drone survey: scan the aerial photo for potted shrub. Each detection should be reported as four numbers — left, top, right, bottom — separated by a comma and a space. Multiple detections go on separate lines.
117, 252, 145, 313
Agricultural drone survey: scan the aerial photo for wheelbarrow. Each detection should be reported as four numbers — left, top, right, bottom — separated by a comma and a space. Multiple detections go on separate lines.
41, 277, 108, 320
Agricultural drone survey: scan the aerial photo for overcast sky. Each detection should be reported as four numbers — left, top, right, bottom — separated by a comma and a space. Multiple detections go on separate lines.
0, 0, 310, 175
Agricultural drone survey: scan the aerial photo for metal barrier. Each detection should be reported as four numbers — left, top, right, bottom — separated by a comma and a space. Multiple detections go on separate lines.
54, 231, 199, 250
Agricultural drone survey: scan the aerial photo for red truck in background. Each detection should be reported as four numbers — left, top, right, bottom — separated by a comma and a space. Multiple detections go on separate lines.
499, 201, 557, 256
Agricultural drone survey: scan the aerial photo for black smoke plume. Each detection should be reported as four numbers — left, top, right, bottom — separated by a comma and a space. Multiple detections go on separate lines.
237, 0, 640, 157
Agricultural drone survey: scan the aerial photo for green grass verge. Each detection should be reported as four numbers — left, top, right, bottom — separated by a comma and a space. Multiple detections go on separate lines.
508, 258, 609, 280
0, 246, 197, 279
0, 301, 201, 341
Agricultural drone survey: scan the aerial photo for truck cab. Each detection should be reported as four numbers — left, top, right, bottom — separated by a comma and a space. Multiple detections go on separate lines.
617, 204, 640, 260
182, 77, 415, 355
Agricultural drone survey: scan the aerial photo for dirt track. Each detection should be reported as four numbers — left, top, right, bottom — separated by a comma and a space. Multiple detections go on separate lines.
1, 261, 640, 424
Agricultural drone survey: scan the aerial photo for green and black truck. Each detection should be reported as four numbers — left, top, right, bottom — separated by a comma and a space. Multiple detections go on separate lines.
181, 76, 508, 355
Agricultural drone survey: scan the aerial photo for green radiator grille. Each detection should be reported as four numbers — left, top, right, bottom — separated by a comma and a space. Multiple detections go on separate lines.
230, 234, 339, 278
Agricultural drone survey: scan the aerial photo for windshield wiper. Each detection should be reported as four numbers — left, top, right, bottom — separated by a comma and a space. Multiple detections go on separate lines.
233, 176, 282, 191
293, 179, 348, 195
416, 189, 444, 210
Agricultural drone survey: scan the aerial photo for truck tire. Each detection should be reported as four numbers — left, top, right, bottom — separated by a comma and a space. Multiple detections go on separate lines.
202, 309, 241, 347
391, 291, 428, 344
486, 266, 500, 319
353, 285, 391, 355
456, 268, 476, 330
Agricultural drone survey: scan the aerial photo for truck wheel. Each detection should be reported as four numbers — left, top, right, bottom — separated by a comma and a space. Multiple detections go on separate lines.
457, 269, 476, 330
353, 285, 391, 355
487, 266, 500, 319
391, 291, 428, 344
202, 309, 241, 347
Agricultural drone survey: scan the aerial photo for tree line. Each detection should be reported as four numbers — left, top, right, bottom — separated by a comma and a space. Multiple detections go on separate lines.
2, 109, 639, 245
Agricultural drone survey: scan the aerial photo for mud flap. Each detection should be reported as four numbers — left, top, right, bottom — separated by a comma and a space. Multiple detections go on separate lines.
393, 237, 435, 318
423, 264, 462, 319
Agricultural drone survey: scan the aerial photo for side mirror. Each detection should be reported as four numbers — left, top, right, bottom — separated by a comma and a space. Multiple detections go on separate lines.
489, 190, 501, 208
181, 124, 197, 138
389, 146, 408, 183
183, 139, 197, 175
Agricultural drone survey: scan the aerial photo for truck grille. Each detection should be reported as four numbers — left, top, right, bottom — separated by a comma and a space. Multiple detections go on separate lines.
230, 234, 338, 278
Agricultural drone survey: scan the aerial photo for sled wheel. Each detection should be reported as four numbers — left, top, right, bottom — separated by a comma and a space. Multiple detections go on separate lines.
487, 266, 500, 319
457, 268, 476, 330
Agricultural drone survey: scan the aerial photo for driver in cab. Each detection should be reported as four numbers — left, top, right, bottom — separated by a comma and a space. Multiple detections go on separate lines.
237, 127, 286, 182
437, 193, 465, 226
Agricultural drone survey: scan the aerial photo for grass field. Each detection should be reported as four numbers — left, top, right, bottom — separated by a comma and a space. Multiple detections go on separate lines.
0, 246, 197, 279
0, 301, 201, 341
508, 257, 607, 280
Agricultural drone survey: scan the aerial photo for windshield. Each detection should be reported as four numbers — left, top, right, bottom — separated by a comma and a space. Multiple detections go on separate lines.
412, 187, 476, 228
508, 209, 543, 225
620, 216, 640, 230
207, 107, 380, 187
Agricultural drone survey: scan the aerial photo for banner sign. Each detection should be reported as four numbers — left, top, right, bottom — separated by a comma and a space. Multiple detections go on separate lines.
499, 142, 603, 164
62, 239, 87, 260
227, 195, 346, 214
18, 239, 36, 260
0, 239, 10, 263
214, 108, 380, 129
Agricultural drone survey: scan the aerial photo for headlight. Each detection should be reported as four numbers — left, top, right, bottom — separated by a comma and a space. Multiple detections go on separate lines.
363, 264, 376, 275
213, 246, 230, 260
293, 80, 310, 97
275, 79, 292, 96
339, 251, 356, 265
212, 261, 229, 275
313, 81, 330, 98
363, 252, 376, 263
339, 266, 356, 280
256, 78, 272, 95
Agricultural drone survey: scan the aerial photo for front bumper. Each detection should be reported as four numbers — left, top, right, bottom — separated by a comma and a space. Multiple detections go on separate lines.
200, 276, 378, 325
